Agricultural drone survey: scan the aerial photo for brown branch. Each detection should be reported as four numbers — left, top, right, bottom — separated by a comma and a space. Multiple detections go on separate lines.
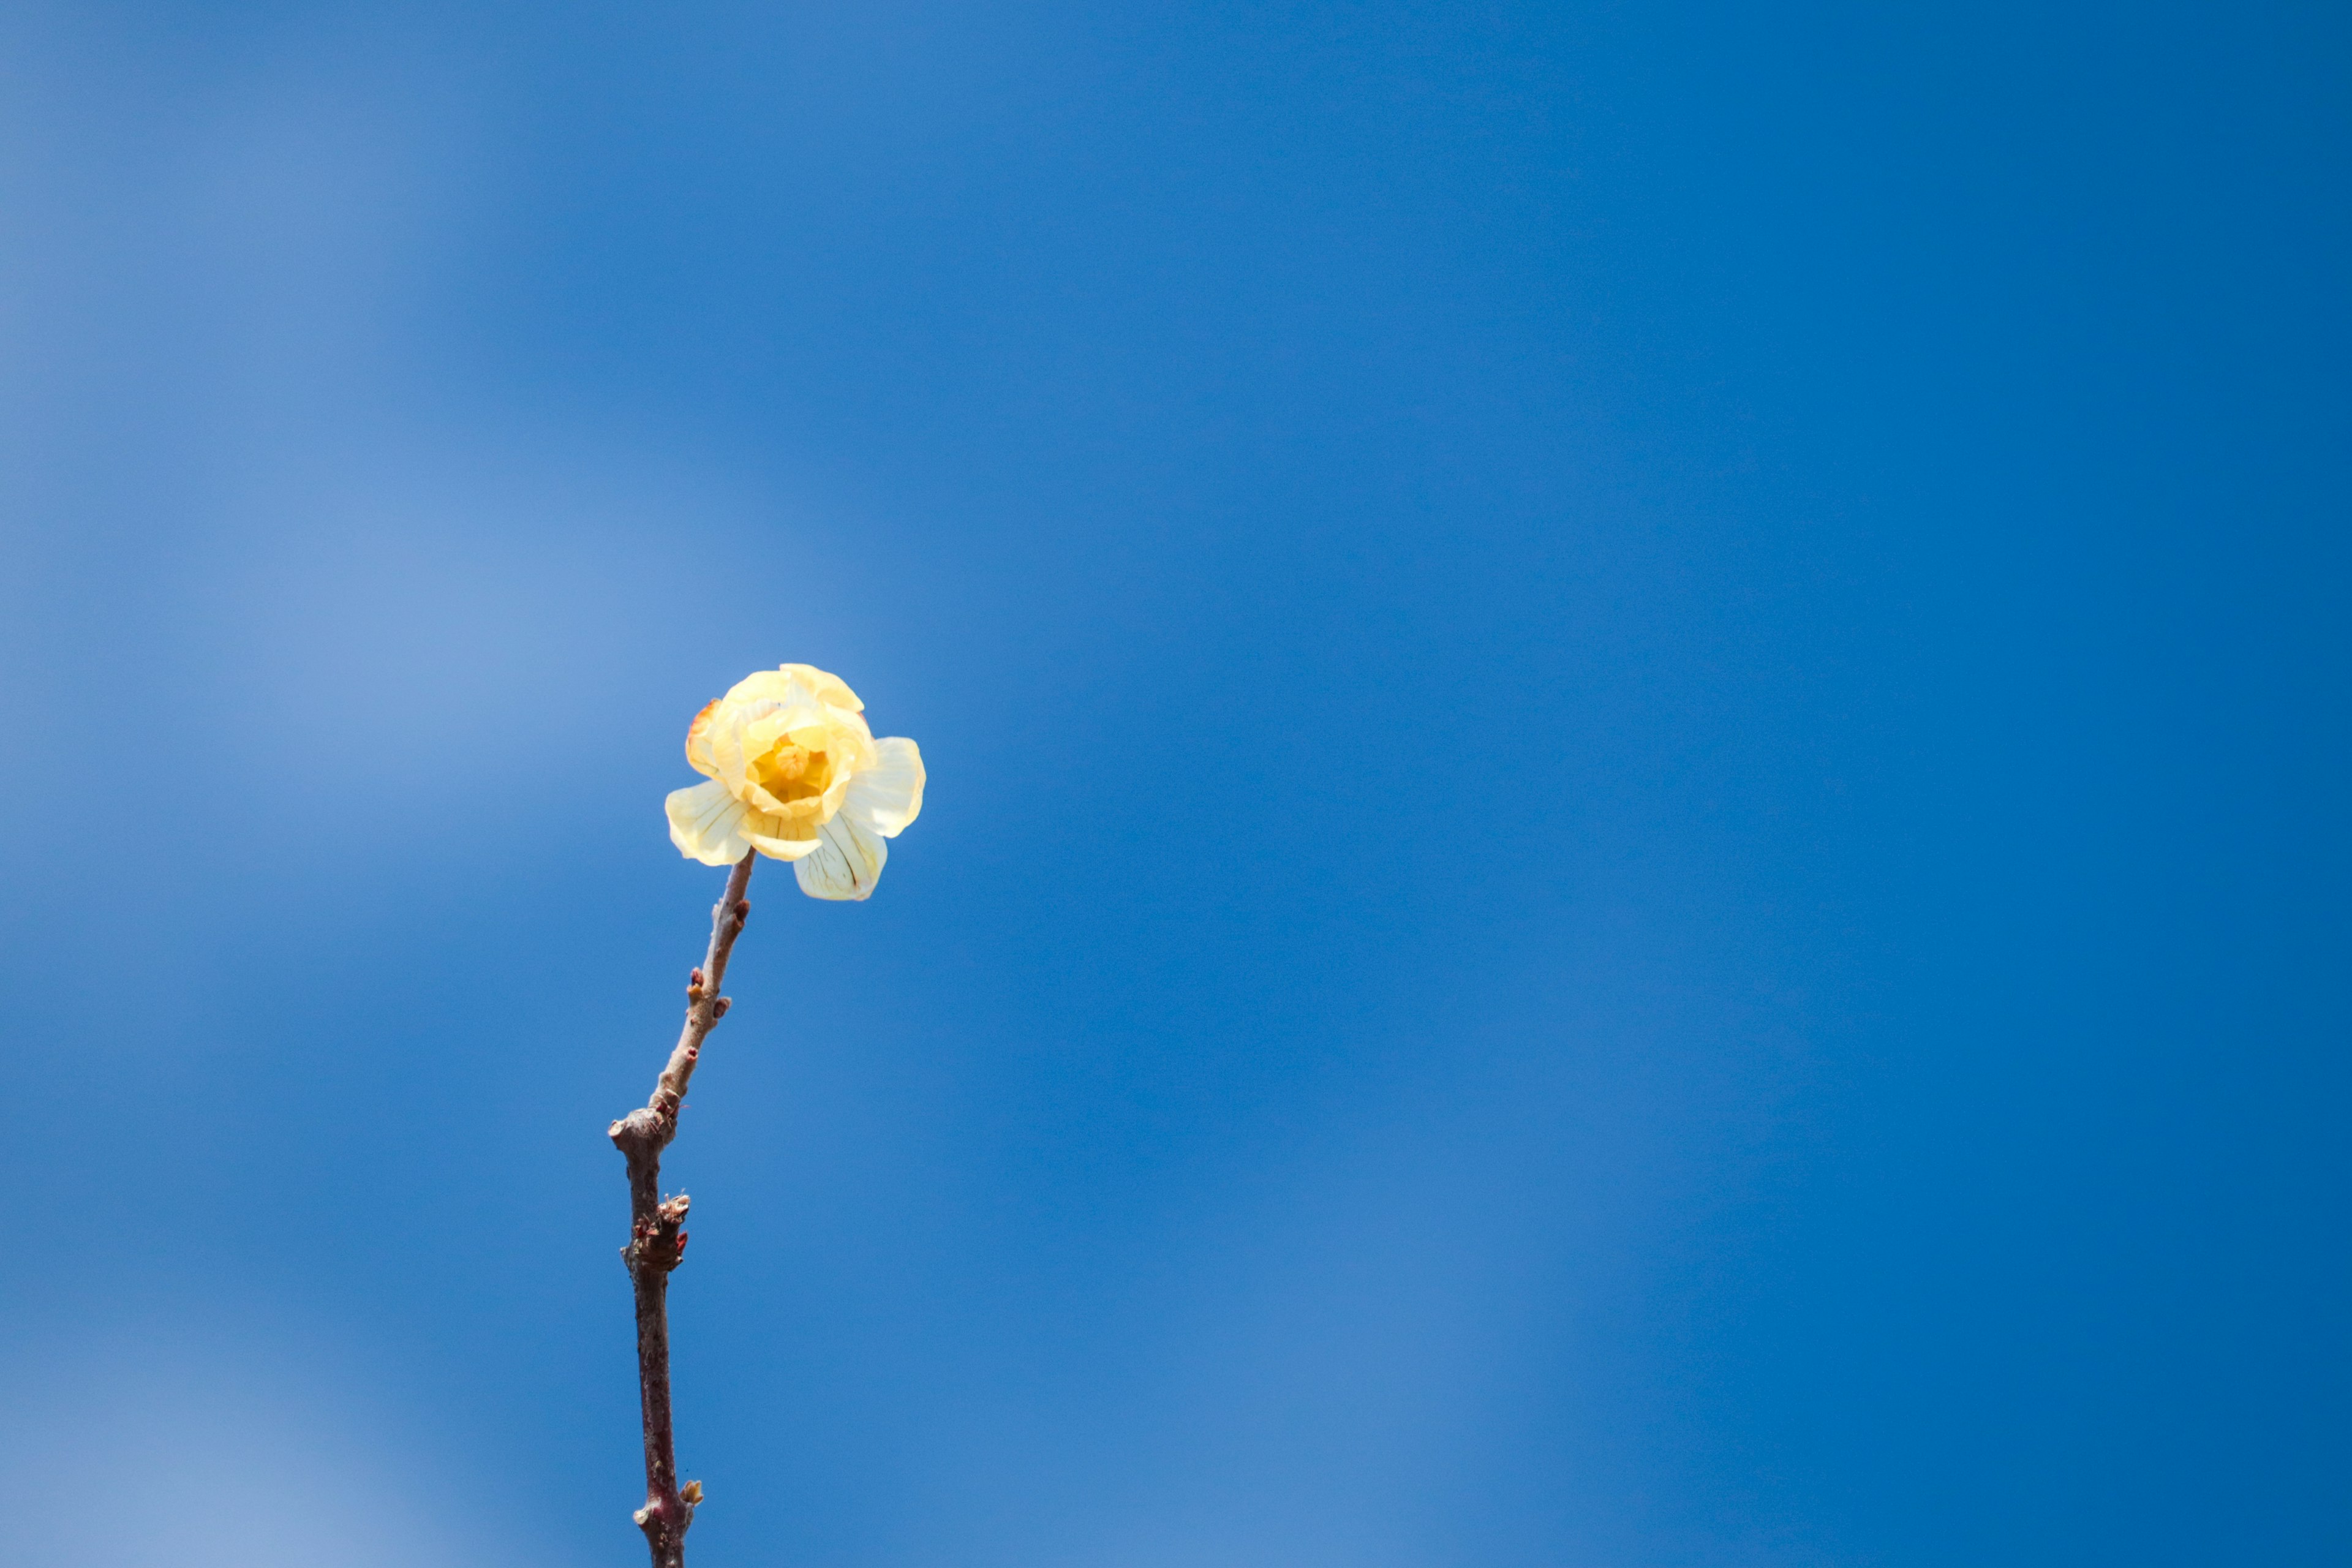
609, 849, 756, 1568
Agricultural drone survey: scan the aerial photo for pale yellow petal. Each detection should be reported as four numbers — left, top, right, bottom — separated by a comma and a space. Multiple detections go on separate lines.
843, 736, 925, 837
736, 704, 809, 758
684, 700, 722, 778
703, 701, 756, 795
814, 755, 855, 821
741, 807, 823, 860
826, 710, 878, 763
722, 669, 799, 707
778, 663, 863, 711
793, 811, 886, 900
666, 779, 751, 865
725, 665, 863, 714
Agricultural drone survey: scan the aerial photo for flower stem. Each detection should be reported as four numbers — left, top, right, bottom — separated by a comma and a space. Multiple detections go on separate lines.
609, 850, 757, 1568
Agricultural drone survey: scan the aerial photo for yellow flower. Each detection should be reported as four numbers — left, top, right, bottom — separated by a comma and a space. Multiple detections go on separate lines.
664, 663, 925, 900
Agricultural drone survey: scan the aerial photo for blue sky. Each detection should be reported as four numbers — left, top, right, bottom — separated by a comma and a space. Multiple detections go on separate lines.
1, 2, 2345, 1564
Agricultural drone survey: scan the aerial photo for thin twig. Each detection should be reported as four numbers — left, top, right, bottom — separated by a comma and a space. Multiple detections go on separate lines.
609, 849, 757, 1568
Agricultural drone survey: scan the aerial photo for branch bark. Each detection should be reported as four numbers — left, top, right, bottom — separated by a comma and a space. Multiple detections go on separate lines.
609, 850, 756, 1568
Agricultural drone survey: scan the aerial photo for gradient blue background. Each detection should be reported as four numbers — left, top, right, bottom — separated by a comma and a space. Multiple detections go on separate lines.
1, 2, 2345, 1563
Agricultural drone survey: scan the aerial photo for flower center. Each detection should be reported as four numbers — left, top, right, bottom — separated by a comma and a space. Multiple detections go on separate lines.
750, 737, 834, 804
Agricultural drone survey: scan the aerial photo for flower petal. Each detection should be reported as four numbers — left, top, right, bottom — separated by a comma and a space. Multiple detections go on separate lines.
793, 811, 886, 900
778, 663, 864, 711
725, 665, 863, 714
684, 700, 723, 778
666, 779, 751, 865
843, 736, 925, 837
741, 809, 823, 860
